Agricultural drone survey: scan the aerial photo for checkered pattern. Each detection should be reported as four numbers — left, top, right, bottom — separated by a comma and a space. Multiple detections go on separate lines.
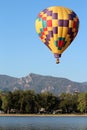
35, 6, 79, 55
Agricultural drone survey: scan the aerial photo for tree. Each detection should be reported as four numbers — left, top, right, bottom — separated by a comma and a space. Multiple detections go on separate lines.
0, 91, 3, 110
2, 92, 13, 113
0, 97, 2, 110
78, 93, 87, 113
12, 90, 22, 113
37, 92, 59, 113
71, 93, 78, 113
18, 90, 39, 113
59, 93, 76, 113
46, 93, 59, 112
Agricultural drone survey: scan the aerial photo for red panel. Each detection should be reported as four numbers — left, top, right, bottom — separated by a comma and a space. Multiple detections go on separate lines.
43, 17, 46, 20
58, 41, 64, 48
38, 14, 42, 18
47, 20, 52, 27
44, 28, 47, 31
73, 22, 76, 28
42, 32, 44, 35
40, 36, 43, 39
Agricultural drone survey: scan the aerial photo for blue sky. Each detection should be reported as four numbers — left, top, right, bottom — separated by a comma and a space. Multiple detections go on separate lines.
0, 0, 87, 82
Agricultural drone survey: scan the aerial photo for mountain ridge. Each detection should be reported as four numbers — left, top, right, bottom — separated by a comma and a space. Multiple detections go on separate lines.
0, 73, 87, 95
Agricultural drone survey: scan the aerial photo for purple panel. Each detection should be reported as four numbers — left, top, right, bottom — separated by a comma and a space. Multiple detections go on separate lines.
45, 41, 49, 45
52, 13, 58, 19
53, 27, 58, 34
59, 20, 69, 27
47, 11, 52, 16
68, 28, 74, 41
72, 11, 76, 17
48, 31, 53, 37
70, 33, 74, 40
69, 14, 73, 20
43, 9, 48, 13
69, 12, 76, 20
45, 35, 50, 42
68, 28, 73, 35
63, 20, 69, 27
58, 20, 63, 26
45, 38, 52, 50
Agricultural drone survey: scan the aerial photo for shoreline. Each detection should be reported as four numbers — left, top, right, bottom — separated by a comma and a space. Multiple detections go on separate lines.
0, 114, 87, 117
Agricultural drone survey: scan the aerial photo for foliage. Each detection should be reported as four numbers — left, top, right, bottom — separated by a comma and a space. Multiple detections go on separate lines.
0, 90, 87, 114
77, 92, 87, 113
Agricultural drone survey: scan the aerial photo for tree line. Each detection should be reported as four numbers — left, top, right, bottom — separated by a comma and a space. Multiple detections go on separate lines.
0, 90, 87, 114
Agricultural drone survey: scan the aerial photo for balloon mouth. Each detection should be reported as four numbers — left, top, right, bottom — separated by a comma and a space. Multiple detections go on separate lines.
54, 54, 61, 64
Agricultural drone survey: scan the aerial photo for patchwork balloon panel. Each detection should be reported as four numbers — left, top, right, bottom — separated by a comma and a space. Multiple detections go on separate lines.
35, 6, 79, 55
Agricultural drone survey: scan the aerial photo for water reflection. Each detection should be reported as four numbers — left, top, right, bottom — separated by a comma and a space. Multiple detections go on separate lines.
0, 116, 87, 130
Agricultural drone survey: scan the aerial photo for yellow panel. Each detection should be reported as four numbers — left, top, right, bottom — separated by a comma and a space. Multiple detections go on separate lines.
43, 13, 47, 18
35, 19, 42, 33
65, 34, 70, 42
62, 8, 68, 20
47, 16, 52, 20
64, 7, 72, 14
44, 31, 48, 35
48, 7, 53, 11
69, 20, 73, 28
40, 12, 44, 15
58, 27, 62, 37
57, 8, 63, 19
52, 6, 58, 13
53, 34, 58, 41
52, 19, 58, 27
48, 38, 58, 53
47, 27, 52, 31
62, 27, 68, 37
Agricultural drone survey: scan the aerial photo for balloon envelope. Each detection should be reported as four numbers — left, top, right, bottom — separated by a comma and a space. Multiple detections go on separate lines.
35, 6, 79, 63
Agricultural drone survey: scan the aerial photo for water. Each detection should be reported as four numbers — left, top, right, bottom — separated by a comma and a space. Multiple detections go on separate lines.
0, 116, 87, 130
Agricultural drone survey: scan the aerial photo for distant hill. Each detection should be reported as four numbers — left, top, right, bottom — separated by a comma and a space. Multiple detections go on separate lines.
0, 73, 87, 95
82, 82, 87, 85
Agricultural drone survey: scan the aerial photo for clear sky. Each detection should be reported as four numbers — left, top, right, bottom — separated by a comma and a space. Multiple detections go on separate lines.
0, 0, 87, 82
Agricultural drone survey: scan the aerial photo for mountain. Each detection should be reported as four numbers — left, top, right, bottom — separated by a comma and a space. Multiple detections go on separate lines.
0, 73, 87, 95
82, 82, 87, 85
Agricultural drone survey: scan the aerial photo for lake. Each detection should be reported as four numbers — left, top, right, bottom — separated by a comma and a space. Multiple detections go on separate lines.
0, 116, 87, 130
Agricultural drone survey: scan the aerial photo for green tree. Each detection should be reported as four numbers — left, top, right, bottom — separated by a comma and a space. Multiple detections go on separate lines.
59, 93, 76, 113
37, 92, 59, 113
12, 90, 22, 113
46, 93, 59, 112
19, 90, 39, 113
0, 91, 3, 110
78, 92, 87, 113
71, 93, 78, 113
0, 97, 2, 110
2, 92, 13, 113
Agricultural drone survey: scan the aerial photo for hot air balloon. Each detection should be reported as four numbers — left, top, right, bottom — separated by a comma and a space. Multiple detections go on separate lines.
35, 6, 79, 64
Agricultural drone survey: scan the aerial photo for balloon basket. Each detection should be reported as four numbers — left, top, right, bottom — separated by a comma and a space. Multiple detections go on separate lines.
56, 58, 60, 64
